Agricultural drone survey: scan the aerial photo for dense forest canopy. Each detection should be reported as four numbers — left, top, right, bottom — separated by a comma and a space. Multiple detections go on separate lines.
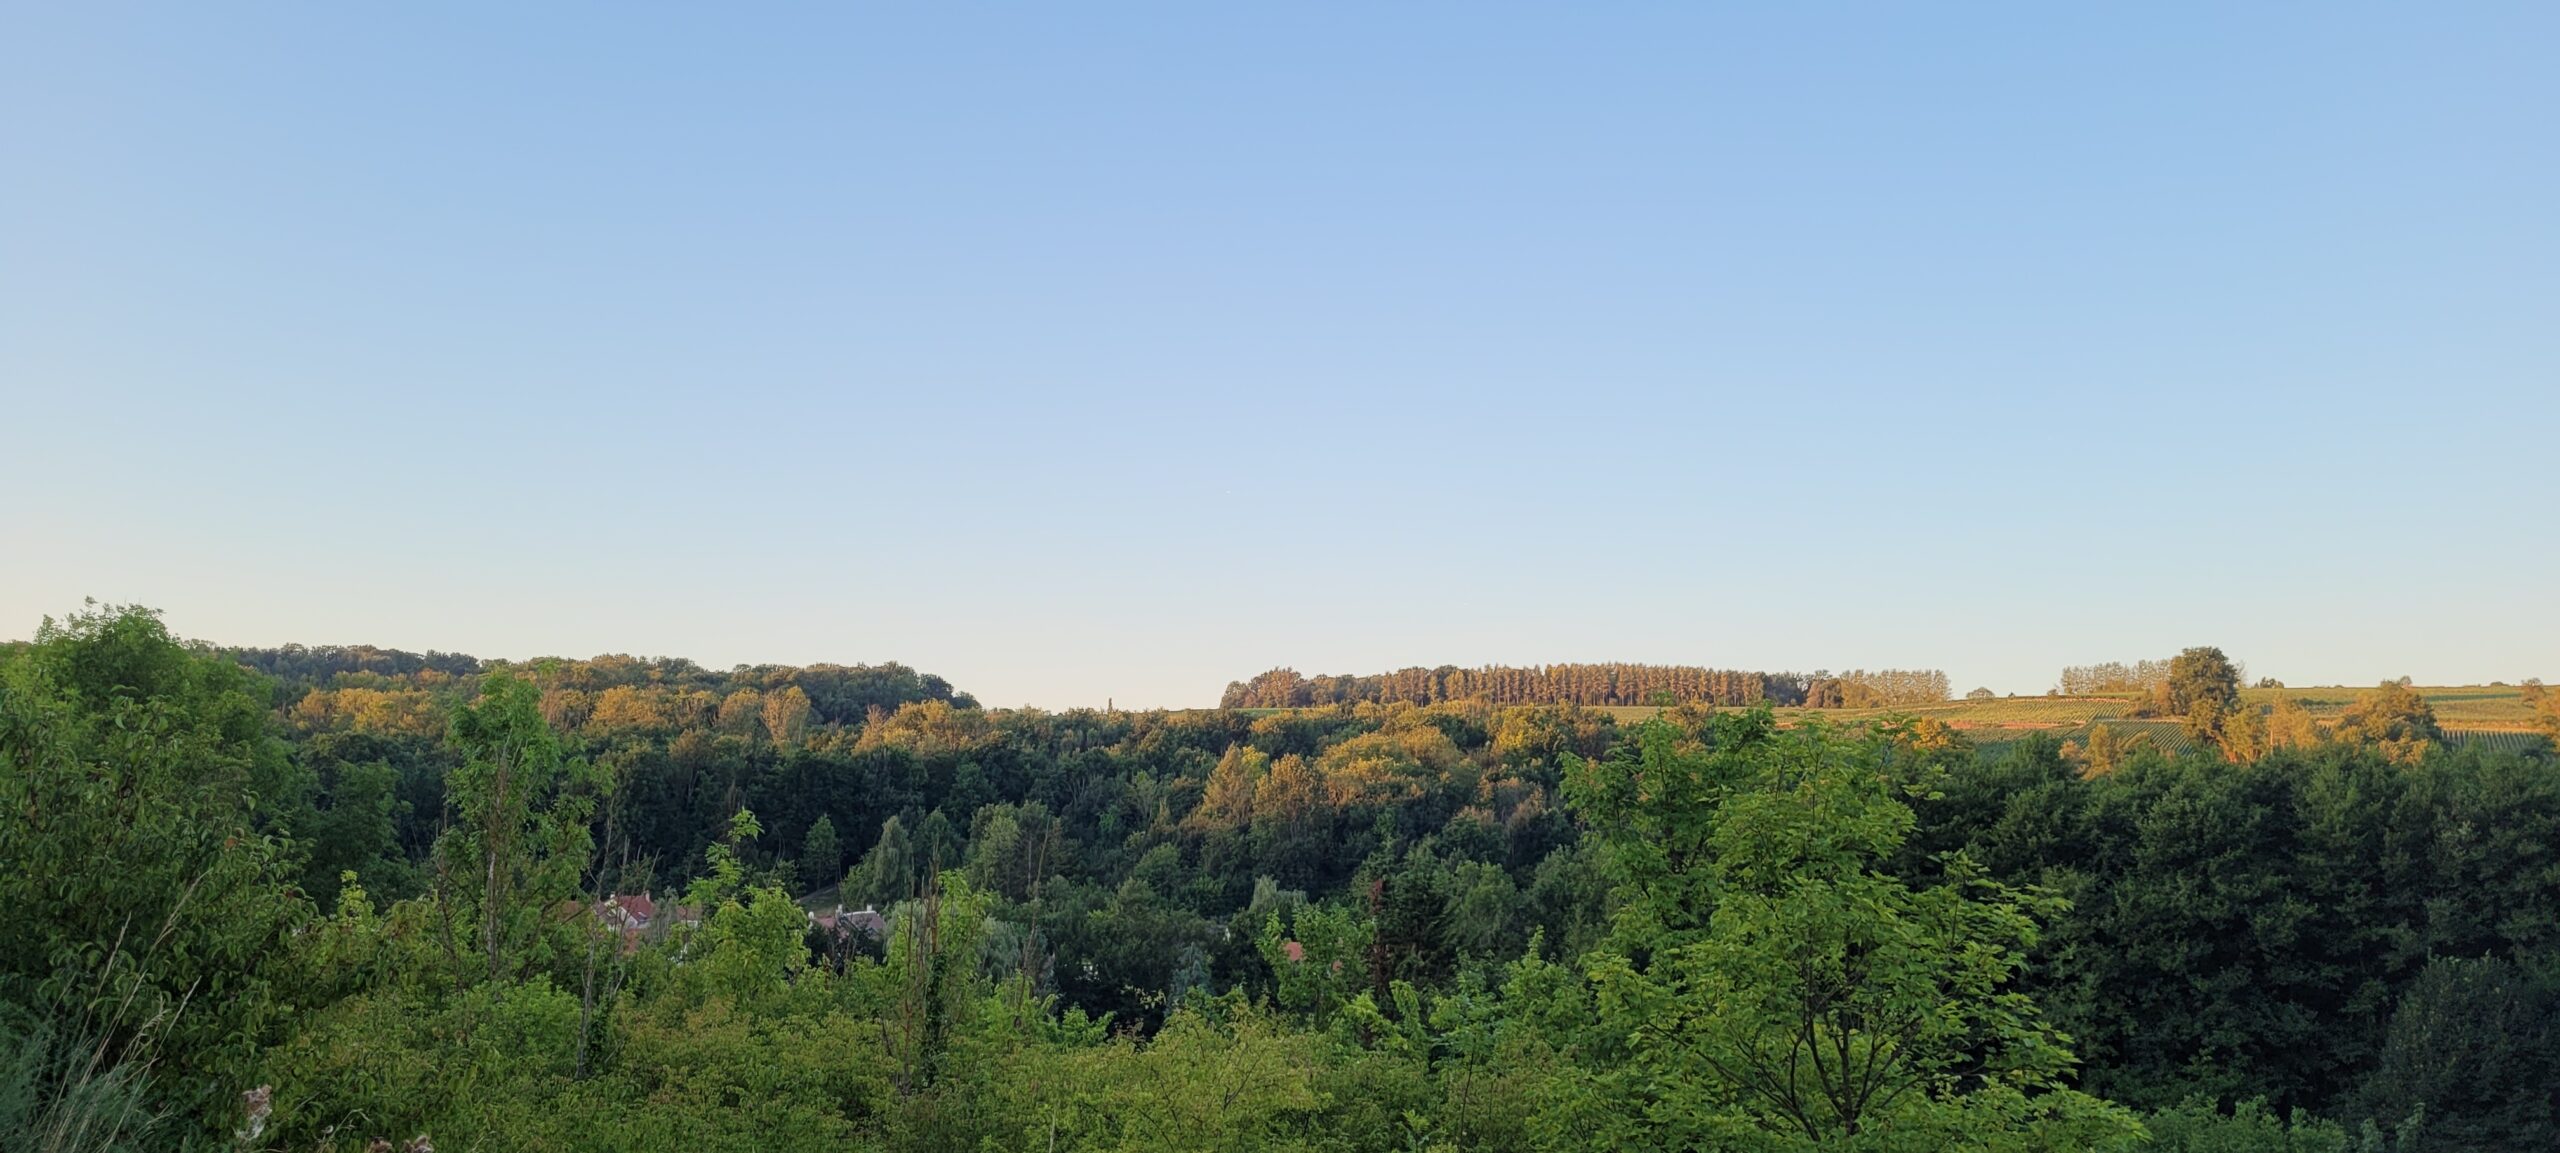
228, 643, 978, 728
6, 605, 2560, 1151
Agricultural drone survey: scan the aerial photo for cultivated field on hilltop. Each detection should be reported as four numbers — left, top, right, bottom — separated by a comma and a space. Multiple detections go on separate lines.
1562, 684, 2551, 747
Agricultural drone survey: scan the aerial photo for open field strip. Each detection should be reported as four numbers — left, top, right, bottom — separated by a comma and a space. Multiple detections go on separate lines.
1240, 686, 2548, 751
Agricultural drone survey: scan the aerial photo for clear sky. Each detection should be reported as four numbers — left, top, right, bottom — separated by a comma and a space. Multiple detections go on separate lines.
4, 4, 2553, 708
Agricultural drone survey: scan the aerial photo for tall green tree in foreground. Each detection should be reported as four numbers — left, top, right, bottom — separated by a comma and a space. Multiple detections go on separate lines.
0, 604, 306, 1145
1563, 711, 2138, 1150
435, 671, 606, 982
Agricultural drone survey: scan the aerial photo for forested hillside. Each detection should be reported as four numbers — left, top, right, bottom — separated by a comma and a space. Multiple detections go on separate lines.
6, 608, 2560, 1150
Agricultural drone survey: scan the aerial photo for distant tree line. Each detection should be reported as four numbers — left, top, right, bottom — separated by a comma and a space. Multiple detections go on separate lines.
1219, 664, 1949, 709
2056, 658, 2177, 696
227, 644, 978, 736
1801, 667, 1954, 707
2057, 653, 2264, 699
227, 642, 485, 682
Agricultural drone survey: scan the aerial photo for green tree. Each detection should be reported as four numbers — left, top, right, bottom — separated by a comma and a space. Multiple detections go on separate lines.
2357, 956, 2557, 1149
1257, 902, 1373, 1026
2082, 724, 2123, 777
914, 808, 963, 878
849, 816, 915, 908
991, 1006, 1322, 1151
1443, 858, 1521, 960
2138, 1098, 2351, 1153
1067, 874, 1216, 1030
2267, 696, 2322, 752
799, 814, 841, 895
2333, 681, 2441, 764
2216, 704, 2268, 764
1187, 744, 1268, 831
435, 671, 607, 982
2170, 647, 2243, 743
0, 604, 306, 1139
1565, 711, 2138, 1149
293, 747, 416, 908
762, 684, 813, 747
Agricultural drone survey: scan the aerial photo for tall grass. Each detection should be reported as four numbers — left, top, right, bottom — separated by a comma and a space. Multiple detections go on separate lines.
0, 1017, 162, 1153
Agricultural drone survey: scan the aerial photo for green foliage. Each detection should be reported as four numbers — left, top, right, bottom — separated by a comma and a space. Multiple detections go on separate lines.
986, 1005, 1324, 1151
1258, 902, 1373, 1025
797, 814, 840, 895
847, 815, 915, 909
2332, 681, 2444, 763
2139, 1099, 2353, 1153
2170, 646, 2243, 743
436, 672, 608, 982
0, 603, 306, 1140
1924, 738, 2560, 1125
1565, 710, 2138, 1149
1441, 858, 1521, 959
2357, 955, 2557, 1149
15, 605, 2560, 1149
290, 753, 414, 912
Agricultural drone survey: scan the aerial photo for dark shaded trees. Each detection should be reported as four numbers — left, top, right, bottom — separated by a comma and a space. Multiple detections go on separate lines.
1915, 735, 2560, 1128
2357, 955, 2559, 1149
1563, 711, 2136, 1147
800, 814, 840, 894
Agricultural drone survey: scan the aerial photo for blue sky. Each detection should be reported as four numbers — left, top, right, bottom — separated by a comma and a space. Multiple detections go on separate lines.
4, 4, 2553, 707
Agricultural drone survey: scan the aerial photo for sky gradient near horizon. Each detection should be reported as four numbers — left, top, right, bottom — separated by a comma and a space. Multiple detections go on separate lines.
4, 4, 2555, 707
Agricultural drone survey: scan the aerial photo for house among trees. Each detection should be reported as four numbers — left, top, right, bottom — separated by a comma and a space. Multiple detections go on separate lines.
808, 903, 889, 945
595, 891, 699, 953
